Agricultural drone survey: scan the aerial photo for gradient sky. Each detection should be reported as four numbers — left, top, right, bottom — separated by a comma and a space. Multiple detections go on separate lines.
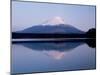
12, 1, 96, 32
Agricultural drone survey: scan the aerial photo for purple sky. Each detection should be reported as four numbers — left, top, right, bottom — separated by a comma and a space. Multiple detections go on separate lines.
12, 1, 96, 32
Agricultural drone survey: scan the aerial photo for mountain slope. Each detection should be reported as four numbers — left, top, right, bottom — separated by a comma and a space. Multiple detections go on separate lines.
17, 16, 84, 34
18, 24, 84, 34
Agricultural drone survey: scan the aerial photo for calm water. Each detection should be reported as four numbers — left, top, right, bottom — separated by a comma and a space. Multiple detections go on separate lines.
11, 41, 96, 74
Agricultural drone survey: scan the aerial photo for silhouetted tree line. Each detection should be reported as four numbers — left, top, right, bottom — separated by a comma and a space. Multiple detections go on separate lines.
86, 28, 96, 38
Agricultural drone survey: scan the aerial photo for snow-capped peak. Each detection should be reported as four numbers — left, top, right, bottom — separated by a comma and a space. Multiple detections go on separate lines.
42, 16, 65, 25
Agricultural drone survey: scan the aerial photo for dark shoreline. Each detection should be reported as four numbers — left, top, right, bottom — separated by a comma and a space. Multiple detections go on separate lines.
12, 33, 96, 39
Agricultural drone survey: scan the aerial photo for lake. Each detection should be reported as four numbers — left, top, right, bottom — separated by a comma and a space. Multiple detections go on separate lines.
11, 40, 96, 74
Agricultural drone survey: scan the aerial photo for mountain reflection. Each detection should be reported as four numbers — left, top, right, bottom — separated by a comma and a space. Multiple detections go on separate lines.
16, 42, 83, 60
19, 42, 83, 52
13, 39, 95, 60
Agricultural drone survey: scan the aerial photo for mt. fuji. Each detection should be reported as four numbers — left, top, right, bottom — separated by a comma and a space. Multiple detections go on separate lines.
18, 16, 84, 34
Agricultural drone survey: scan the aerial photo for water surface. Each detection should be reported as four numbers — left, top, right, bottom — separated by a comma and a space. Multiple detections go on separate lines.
11, 41, 96, 74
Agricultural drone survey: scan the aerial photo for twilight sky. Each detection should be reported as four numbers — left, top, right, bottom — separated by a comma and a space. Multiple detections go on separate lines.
12, 1, 96, 32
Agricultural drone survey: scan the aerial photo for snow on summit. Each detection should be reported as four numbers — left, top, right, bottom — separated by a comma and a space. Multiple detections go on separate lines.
42, 16, 65, 25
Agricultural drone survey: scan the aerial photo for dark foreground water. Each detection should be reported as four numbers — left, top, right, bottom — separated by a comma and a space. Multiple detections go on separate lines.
11, 40, 96, 74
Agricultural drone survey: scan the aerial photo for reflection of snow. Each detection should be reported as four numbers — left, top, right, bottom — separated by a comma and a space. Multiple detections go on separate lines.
43, 50, 65, 60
